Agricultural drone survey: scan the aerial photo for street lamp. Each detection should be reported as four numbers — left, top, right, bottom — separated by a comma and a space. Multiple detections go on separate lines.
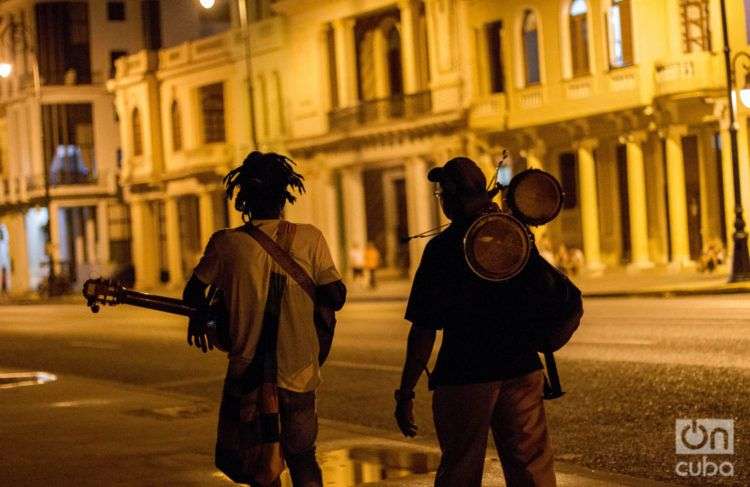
719, 0, 750, 282
201, 0, 258, 148
738, 70, 750, 110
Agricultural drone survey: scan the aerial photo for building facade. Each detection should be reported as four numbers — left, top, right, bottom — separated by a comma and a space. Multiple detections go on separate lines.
20, 0, 750, 294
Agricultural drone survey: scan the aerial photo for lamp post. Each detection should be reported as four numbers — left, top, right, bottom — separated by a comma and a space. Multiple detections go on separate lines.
0, 18, 57, 293
201, 0, 258, 148
719, 0, 750, 282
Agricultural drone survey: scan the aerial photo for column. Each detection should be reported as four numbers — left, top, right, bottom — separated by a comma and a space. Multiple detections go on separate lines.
6, 212, 29, 294
399, 0, 419, 94
72, 207, 85, 268
332, 18, 358, 107
576, 140, 604, 271
199, 191, 216, 248
164, 196, 185, 286
129, 200, 158, 289
625, 133, 652, 268
96, 201, 110, 267
405, 157, 433, 277
340, 166, 368, 267
665, 127, 691, 266
719, 128, 736, 249
48, 202, 61, 276
227, 198, 244, 227
83, 207, 97, 266
522, 150, 543, 170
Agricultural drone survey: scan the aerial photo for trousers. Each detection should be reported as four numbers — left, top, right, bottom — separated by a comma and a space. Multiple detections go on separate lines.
432, 370, 556, 487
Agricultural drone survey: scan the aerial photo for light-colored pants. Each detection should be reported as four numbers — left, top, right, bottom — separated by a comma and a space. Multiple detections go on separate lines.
432, 370, 556, 487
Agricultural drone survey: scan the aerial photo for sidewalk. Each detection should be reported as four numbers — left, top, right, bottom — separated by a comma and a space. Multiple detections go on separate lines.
346, 264, 750, 301
1, 368, 681, 486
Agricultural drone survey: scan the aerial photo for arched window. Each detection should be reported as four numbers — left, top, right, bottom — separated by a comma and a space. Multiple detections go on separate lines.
522, 10, 541, 85
385, 25, 403, 96
607, 0, 633, 67
131, 107, 142, 156
171, 100, 182, 151
569, 0, 590, 77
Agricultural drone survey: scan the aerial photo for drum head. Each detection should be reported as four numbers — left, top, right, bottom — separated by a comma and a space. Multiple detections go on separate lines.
463, 213, 531, 282
506, 169, 563, 226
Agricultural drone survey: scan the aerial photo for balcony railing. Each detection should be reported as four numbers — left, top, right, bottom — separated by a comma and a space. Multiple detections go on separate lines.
328, 91, 432, 131
49, 171, 98, 186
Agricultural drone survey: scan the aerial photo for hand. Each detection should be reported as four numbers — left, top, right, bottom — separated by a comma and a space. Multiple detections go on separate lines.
187, 318, 214, 353
394, 395, 417, 437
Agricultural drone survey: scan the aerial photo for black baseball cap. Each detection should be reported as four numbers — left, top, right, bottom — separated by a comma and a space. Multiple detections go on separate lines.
427, 157, 487, 196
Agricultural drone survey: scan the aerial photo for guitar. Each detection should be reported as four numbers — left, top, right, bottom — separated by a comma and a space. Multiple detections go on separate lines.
82, 278, 230, 351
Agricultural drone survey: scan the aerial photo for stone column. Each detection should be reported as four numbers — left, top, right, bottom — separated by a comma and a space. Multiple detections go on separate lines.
83, 207, 97, 266
72, 207, 85, 268
96, 201, 110, 267
164, 196, 185, 286
340, 166, 368, 266
199, 191, 216, 248
48, 202, 61, 276
332, 18, 358, 107
625, 133, 652, 268
664, 127, 691, 266
576, 140, 604, 271
404, 156, 433, 277
129, 200, 158, 289
6, 212, 29, 294
399, 0, 419, 94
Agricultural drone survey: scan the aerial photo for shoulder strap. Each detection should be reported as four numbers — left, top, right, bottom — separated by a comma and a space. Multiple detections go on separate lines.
243, 222, 317, 302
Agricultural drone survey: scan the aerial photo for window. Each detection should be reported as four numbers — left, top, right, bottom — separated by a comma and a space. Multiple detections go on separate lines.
35, 2, 91, 85
485, 20, 504, 93
109, 50, 127, 79
569, 0, 590, 77
385, 24, 403, 96
171, 101, 182, 151
607, 0, 633, 67
522, 10, 540, 85
132, 108, 143, 156
107, 1, 125, 21
41, 104, 95, 185
200, 83, 226, 143
680, 0, 711, 53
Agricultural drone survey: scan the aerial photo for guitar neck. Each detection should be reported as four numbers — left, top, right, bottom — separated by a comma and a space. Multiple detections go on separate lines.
119, 289, 197, 317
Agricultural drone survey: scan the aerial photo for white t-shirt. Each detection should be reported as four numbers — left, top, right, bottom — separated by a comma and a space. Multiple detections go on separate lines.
193, 220, 341, 392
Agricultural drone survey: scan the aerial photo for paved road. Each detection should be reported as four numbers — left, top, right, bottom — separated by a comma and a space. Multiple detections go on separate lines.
1, 296, 748, 485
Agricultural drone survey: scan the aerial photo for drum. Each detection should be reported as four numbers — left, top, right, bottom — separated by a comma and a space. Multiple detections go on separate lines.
463, 212, 531, 282
506, 169, 563, 226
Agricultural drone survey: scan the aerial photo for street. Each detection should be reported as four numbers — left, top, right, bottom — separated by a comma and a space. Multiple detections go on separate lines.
1, 296, 749, 486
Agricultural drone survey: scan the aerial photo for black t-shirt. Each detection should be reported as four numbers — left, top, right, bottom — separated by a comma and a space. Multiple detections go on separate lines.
405, 221, 552, 389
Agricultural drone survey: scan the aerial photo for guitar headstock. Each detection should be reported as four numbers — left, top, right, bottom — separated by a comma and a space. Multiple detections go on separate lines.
82, 278, 125, 313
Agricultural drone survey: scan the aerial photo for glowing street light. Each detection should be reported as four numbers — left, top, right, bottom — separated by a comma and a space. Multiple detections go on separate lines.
739, 72, 750, 109
199, 0, 216, 8
0, 62, 12, 78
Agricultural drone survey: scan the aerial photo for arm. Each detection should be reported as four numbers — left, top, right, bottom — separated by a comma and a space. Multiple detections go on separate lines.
314, 280, 347, 365
395, 324, 437, 437
183, 273, 211, 353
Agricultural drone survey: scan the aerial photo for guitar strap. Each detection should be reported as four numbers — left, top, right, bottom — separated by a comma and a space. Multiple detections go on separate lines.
242, 221, 317, 303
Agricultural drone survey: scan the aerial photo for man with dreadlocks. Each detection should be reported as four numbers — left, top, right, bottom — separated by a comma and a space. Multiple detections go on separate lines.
183, 151, 346, 486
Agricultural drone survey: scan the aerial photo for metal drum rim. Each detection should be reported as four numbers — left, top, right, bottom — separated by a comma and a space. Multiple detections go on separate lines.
506, 168, 564, 227
463, 212, 531, 282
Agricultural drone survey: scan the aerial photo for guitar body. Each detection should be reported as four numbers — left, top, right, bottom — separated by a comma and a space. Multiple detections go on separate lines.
83, 278, 231, 352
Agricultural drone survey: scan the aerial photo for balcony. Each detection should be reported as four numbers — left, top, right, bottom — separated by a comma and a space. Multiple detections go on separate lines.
654, 52, 724, 97
328, 91, 432, 131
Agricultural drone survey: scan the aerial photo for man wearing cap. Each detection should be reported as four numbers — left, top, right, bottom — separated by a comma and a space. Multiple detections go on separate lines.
394, 156, 557, 487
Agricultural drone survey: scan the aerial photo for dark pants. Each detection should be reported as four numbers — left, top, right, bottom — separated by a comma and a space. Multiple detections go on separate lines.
432, 370, 555, 487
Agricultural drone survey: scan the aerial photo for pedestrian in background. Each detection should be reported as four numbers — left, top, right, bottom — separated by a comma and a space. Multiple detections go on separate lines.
364, 241, 381, 289
395, 156, 581, 487
348, 242, 365, 286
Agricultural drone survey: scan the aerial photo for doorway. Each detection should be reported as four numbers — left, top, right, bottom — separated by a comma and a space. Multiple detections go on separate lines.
682, 135, 703, 260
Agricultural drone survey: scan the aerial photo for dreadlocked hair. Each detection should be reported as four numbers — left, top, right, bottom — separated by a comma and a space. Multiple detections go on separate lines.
223, 151, 305, 219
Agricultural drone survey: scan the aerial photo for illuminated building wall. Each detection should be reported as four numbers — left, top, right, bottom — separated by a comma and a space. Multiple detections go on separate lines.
106, 0, 750, 289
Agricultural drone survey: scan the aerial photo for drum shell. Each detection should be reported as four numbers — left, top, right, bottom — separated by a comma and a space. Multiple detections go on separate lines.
506, 169, 563, 227
463, 212, 531, 282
